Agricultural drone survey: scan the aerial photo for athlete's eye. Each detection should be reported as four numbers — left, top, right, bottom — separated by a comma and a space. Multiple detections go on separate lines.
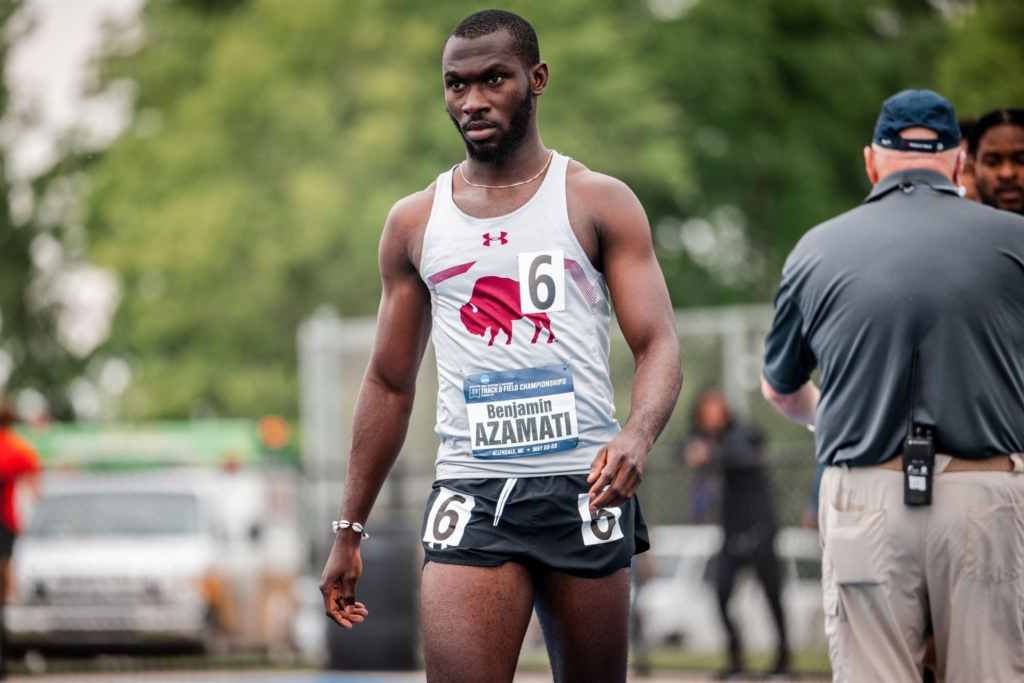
487, 76, 504, 85
448, 81, 465, 92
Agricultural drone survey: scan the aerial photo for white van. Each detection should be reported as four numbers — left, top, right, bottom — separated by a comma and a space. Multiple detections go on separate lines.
6, 467, 305, 654
636, 525, 826, 652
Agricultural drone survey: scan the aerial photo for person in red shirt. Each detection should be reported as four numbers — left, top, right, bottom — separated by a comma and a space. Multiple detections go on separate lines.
0, 401, 42, 549
0, 400, 42, 678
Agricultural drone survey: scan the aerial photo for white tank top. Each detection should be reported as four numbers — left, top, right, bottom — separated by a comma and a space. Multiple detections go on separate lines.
419, 152, 620, 479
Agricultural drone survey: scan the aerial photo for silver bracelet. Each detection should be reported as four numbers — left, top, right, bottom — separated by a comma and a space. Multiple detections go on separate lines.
332, 520, 369, 539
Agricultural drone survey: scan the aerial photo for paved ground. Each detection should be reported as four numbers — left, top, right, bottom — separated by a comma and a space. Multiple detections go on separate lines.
8, 671, 830, 682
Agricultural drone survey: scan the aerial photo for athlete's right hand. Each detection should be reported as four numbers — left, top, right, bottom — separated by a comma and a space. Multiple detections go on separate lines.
320, 538, 370, 629
587, 430, 650, 511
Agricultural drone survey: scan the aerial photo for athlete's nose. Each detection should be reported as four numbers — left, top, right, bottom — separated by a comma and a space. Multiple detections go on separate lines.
462, 84, 490, 117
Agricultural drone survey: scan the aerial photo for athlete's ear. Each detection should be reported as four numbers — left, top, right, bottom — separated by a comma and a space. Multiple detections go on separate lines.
529, 61, 548, 97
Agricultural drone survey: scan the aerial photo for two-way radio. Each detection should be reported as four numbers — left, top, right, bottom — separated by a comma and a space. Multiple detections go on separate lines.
903, 348, 934, 506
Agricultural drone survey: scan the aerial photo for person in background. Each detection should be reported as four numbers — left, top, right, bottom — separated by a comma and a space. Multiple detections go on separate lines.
957, 118, 978, 201
683, 388, 790, 680
762, 90, 1024, 682
0, 400, 42, 679
683, 400, 717, 523
968, 108, 1024, 216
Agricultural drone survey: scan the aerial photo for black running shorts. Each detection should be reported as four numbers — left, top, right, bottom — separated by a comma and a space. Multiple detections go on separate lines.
421, 474, 649, 579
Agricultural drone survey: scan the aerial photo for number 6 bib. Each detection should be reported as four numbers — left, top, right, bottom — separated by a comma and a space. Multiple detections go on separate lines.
464, 365, 579, 459
519, 250, 565, 314
423, 488, 475, 548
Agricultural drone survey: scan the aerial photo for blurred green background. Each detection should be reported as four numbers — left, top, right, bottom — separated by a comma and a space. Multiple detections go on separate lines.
0, 0, 1021, 422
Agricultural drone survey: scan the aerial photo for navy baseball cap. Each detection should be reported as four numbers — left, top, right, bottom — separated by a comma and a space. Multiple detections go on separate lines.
873, 89, 961, 153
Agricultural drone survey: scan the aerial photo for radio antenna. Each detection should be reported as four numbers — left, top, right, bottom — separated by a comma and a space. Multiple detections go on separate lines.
907, 348, 919, 440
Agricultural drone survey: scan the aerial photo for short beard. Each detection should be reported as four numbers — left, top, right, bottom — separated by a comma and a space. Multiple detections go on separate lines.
977, 183, 1024, 215
450, 91, 533, 164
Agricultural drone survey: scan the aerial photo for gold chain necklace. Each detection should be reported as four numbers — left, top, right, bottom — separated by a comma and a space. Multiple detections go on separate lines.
458, 151, 554, 189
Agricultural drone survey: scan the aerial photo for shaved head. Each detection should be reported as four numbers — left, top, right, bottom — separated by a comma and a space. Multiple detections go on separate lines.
445, 10, 539, 72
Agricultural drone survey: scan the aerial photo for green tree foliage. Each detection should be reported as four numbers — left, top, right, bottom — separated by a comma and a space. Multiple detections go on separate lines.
0, 0, 93, 419
30, 0, 978, 420
85, 0, 688, 418
937, 0, 1024, 115
645, 0, 947, 303
0, 153, 100, 420
0, 0, 26, 399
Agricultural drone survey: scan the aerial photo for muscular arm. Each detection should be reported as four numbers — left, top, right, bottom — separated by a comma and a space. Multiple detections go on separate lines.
576, 173, 682, 510
321, 190, 433, 628
339, 232, 432, 527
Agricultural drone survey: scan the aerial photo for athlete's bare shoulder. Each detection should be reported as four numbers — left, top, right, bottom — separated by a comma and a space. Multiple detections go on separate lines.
565, 160, 649, 272
380, 181, 437, 276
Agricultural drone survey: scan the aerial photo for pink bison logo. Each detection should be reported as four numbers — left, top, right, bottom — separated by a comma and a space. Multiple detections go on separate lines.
460, 276, 556, 346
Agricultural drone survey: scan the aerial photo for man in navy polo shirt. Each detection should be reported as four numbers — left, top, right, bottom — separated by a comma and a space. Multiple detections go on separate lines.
761, 90, 1024, 682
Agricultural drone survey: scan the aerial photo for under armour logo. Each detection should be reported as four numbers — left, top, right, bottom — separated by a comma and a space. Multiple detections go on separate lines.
482, 232, 508, 246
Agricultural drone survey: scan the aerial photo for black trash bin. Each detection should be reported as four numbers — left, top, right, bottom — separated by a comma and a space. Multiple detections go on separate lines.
325, 521, 419, 670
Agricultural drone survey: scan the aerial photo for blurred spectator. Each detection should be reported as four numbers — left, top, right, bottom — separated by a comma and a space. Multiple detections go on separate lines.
968, 108, 1024, 216
0, 400, 43, 679
682, 388, 790, 679
682, 390, 720, 523
958, 118, 978, 201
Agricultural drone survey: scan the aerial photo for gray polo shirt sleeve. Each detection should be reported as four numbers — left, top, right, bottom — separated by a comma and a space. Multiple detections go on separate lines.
762, 260, 817, 395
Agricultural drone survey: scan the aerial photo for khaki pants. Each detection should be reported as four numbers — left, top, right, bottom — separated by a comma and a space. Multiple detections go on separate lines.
819, 455, 1024, 683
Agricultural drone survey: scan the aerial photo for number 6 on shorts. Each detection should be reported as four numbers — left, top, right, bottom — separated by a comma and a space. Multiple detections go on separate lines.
423, 488, 476, 547
577, 494, 624, 546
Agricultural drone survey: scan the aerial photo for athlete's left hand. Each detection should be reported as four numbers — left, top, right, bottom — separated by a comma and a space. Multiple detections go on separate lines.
586, 431, 649, 511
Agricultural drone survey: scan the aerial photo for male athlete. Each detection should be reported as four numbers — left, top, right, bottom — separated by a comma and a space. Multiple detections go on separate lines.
968, 108, 1024, 216
320, 10, 681, 683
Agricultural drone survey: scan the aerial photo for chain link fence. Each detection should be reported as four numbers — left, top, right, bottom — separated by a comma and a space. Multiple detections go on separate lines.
301, 304, 819, 560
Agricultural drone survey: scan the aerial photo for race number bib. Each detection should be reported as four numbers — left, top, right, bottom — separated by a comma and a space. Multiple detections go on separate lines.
464, 365, 579, 460
518, 250, 565, 314
423, 487, 475, 549
577, 494, 624, 546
